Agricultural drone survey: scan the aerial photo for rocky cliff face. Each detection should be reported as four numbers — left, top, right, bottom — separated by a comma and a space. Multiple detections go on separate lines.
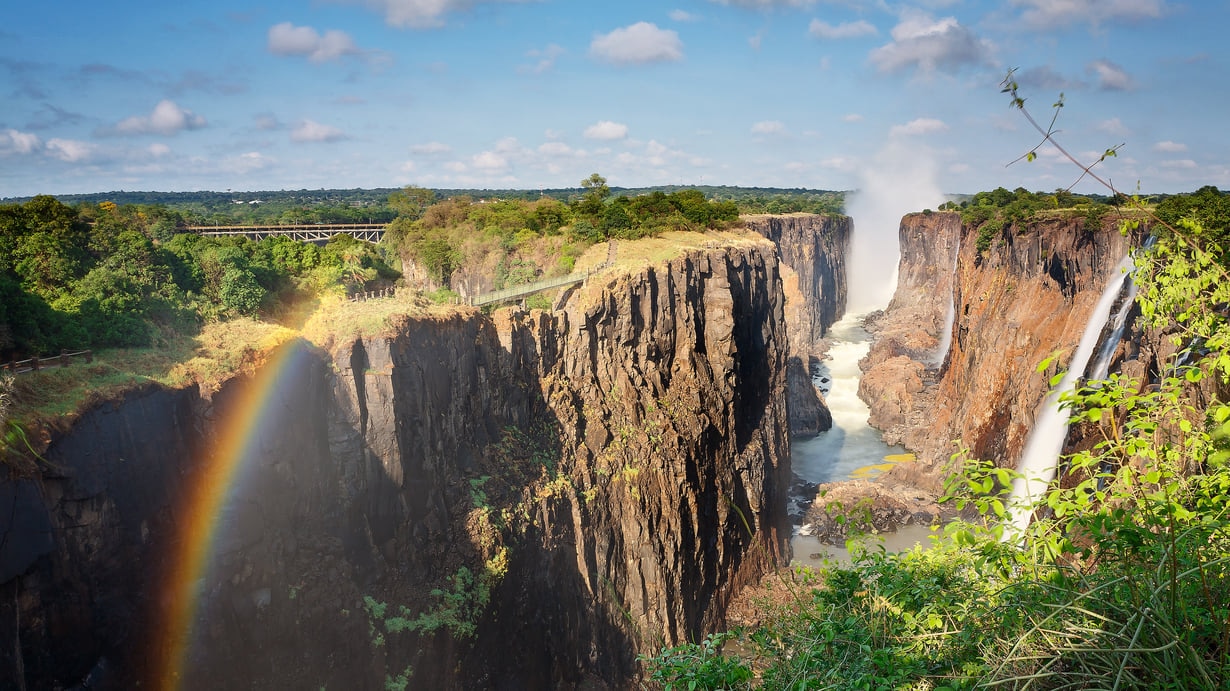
744, 214, 850, 436
861, 211, 1137, 490
0, 236, 792, 690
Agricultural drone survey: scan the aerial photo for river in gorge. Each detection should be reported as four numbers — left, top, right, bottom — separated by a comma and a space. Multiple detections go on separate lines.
789, 312, 936, 565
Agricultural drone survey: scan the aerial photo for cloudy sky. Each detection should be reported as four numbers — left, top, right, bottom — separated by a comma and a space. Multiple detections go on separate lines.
1, 0, 1225, 197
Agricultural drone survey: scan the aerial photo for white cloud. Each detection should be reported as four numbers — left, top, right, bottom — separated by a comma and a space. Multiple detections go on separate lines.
869, 10, 995, 75
708, 0, 817, 7
411, 141, 451, 155
590, 22, 683, 65
1095, 117, 1130, 136
820, 156, 857, 171
254, 114, 282, 131
290, 119, 347, 142
1016, 65, 1083, 90
520, 43, 565, 74
356, 0, 519, 29
808, 19, 877, 39
1160, 159, 1197, 169
112, 100, 207, 136
890, 117, 948, 137
538, 141, 577, 156
268, 22, 361, 63
1087, 59, 1135, 90
751, 120, 786, 135
148, 143, 171, 157
670, 9, 698, 21
225, 151, 274, 174
1, 128, 41, 155
1012, 0, 1167, 30
843, 113, 864, 123
1152, 140, 1187, 153
584, 120, 629, 140
472, 150, 509, 171
46, 138, 94, 162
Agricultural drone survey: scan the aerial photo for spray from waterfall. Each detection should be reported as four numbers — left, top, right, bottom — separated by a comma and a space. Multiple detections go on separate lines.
790, 138, 945, 487
930, 233, 961, 368
844, 140, 945, 313
1004, 254, 1136, 539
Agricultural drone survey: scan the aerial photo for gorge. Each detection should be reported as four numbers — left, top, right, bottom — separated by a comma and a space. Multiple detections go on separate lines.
1, 205, 1163, 689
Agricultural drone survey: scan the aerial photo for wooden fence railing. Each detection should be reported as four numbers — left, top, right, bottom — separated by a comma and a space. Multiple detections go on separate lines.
348, 287, 398, 302
4, 350, 93, 375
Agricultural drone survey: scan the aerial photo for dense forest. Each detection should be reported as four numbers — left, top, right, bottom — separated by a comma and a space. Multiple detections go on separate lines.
2, 184, 844, 228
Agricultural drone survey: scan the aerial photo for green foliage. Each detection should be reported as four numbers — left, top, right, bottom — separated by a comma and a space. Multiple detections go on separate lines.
1154, 186, 1230, 263
363, 565, 494, 643
0, 195, 400, 360
643, 632, 752, 690
960, 186, 1115, 255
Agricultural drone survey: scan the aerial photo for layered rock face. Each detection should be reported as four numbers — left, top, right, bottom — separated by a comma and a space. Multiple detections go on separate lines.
744, 213, 850, 436
0, 238, 791, 690
861, 211, 1136, 489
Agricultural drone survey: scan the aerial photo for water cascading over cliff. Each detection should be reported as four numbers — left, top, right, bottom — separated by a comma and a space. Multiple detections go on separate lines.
0, 235, 797, 690
861, 211, 1140, 494
1005, 254, 1135, 536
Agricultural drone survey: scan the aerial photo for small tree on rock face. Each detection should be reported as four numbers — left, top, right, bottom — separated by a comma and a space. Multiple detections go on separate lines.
416, 236, 459, 286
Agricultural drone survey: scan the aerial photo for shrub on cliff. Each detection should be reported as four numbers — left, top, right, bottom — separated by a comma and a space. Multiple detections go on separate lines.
961, 186, 1115, 255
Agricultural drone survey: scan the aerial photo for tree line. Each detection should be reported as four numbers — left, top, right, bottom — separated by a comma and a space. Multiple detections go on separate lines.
0, 196, 396, 361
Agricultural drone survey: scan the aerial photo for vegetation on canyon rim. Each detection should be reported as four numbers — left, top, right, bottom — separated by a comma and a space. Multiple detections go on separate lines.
646, 78, 1230, 690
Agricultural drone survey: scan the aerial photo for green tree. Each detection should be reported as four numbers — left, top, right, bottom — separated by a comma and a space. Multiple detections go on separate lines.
574, 173, 610, 220
388, 185, 436, 221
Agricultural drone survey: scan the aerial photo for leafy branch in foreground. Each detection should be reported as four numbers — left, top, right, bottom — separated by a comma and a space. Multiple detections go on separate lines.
1001, 69, 1123, 193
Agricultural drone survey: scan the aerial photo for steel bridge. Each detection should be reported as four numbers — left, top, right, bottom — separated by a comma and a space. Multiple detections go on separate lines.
184, 223, 386, 243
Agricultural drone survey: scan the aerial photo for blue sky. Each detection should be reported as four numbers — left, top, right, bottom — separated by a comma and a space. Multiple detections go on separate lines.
1, 0, 1226, 197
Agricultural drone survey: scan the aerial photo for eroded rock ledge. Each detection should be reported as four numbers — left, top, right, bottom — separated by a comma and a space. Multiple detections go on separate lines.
1, 234, 794, 690
862, 211, 1138, 492
744, 213, 851, 437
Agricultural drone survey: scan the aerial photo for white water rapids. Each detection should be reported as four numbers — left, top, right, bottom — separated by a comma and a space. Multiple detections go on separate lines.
790, 313, 921, 565
792, 313, 909, 485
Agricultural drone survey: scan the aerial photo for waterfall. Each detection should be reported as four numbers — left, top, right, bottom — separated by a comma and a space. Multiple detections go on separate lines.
1089, 236, 1155, 382
930, 233, 961, 368
1004, 254, 1136, 539
1087, 281, 1138, 383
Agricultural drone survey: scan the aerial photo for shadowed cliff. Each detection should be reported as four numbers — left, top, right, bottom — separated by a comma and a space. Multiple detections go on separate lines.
0, 232, 795, 690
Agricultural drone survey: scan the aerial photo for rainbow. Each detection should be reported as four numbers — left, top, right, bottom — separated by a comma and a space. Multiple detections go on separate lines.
151, 339, 311, 689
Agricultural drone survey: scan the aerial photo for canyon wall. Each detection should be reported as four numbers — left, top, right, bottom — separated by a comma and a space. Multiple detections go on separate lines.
861, 211, 1138, 490
744, 213, 850, 436
0, 236, 792, 690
